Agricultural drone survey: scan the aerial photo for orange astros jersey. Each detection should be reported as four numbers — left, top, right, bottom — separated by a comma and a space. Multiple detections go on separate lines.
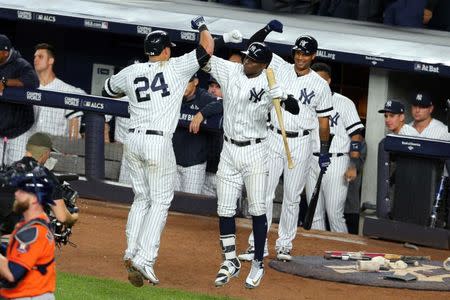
0, 213, 55, 299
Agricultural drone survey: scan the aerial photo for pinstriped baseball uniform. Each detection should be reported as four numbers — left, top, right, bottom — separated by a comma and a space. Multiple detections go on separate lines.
306, 92, 363, 232
35, 78, 85, 137
409, 119, 450, 140
208, 56, 272, 218
398, 124, 418, 136
114, 97, 132, 185
104, 50, 200, 268
245, 53, 333, 251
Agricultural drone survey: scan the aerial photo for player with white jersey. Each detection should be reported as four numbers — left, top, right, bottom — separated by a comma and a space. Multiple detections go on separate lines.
207, 42, 299, 289
102, 16, 214, 287
113, 96, 132, 185
305, 63, 364, 232
410, 92, 450, 140
238, 21, 333, 262
377, 99, 418, 136
33, 43, 84, 139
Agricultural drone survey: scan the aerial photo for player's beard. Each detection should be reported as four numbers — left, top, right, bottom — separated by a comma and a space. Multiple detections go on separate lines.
13, 199, 30, 214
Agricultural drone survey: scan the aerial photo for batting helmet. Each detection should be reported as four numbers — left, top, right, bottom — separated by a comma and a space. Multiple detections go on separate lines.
9, 167, 55, 206
144, 30, 176, 56
292, 35, 318, 56
241, 42, 273, 65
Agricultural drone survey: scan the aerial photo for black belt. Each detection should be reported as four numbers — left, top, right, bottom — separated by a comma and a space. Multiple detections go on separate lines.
313, 152, 346, 157
269, 124, 309, 138
224, 135, 264, 147
129, 128, 164, 136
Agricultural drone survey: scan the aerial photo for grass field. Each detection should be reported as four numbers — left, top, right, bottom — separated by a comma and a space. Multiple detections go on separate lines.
56, 272, 238, 300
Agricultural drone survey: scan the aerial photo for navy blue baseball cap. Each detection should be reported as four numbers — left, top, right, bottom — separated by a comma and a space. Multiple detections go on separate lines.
0, 34, 12, 51
378, 100, 405, 114
412, 92, 433, 107
208, 76, 219, 85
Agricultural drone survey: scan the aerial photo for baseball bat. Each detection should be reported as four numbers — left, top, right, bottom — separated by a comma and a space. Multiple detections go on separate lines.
265, 68, 294, 169
303, 135, 334, 230
324, 251, 431, 261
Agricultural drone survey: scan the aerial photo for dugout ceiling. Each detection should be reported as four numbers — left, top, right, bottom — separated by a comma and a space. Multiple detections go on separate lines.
0, 0, 450, 77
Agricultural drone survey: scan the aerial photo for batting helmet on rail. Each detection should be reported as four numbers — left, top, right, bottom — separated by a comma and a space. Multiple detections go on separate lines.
144, 30, 176, 56
292, 35, 318, 56
241, 42, 273, 65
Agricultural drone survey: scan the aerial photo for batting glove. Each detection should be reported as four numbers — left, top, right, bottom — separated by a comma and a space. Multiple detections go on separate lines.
318, 153, 331, 173
268, 84, 287, 100
223, 30, 243, 44
265, 20, 283, 33
191, 16, 207, 30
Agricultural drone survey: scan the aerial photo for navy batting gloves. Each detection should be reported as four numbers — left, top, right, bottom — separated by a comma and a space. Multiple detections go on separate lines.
191, 16, 206, 30
266, 20, 283, 33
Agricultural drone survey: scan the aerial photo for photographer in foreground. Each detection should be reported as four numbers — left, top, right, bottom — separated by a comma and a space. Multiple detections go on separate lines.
0, 132, 78, 248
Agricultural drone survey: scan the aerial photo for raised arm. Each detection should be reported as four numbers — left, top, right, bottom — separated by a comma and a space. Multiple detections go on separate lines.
191, 16, 214, 57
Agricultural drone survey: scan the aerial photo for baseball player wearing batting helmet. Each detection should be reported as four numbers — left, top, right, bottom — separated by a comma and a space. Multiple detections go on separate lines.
205, 40, 299, 288
239, 20, 333, 262
103, 16, 214, 286
305, 62, 364, 232
0, 168, 56, 300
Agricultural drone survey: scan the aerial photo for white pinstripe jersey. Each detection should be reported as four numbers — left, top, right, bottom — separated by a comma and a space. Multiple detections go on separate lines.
269, 54, 333, 131
105, 50, 199, 133
114, 96, 131, 143
35, 78, 85, 136
398, 124, 418, 136
327, 92, 364, 153
208, 56, 273, 140
409, 119, 450, 140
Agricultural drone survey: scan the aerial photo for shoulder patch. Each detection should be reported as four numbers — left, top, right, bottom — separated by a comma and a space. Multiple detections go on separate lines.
15, 226, 38, 245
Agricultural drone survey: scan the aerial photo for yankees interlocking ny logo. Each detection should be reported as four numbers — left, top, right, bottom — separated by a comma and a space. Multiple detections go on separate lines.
330, 112, 340, 127
249, 88, 265, 103
299, 88, 315, 105
300, 40, 308, 48
386, 101, 392, 107
416, 94, 423, 101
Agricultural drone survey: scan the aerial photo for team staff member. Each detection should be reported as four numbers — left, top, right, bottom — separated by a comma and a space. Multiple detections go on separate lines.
103, 17, 214, 286
305, 63, 364, 232
33, 43, 85, 139
378, 100, 418, 135
0, 34, 39, 166
173, 74, 223, 194
207, 41, 299, 288
0, 132, 79, 238
0, 168, 56, 300
239, 21, 333, 262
